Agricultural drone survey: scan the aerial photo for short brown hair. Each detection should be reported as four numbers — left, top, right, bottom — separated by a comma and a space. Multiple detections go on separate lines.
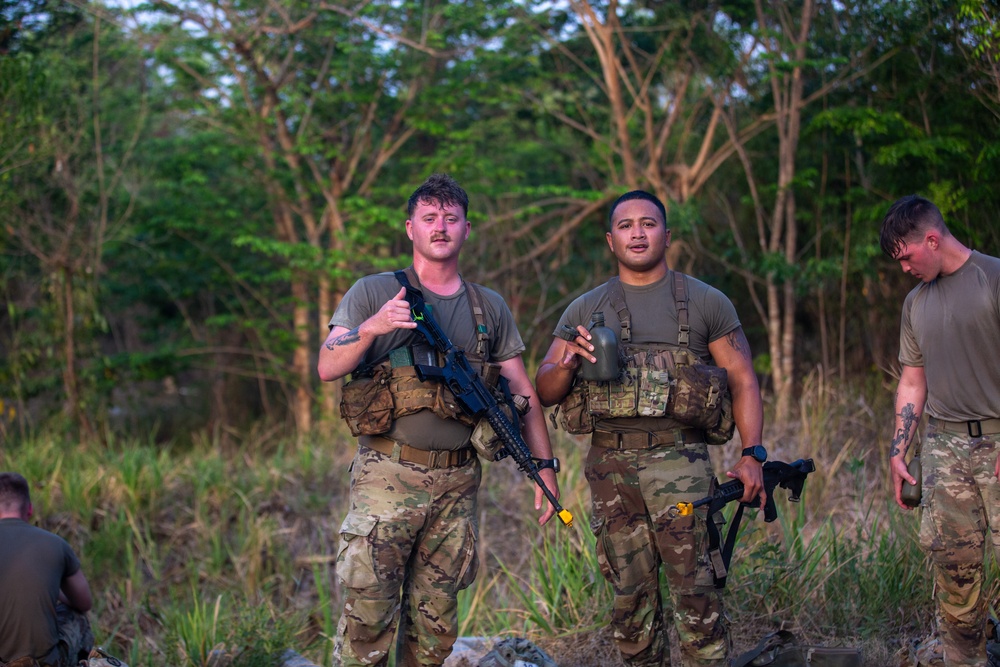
879, 195, 948, 258
0, 472, 31, 515
406, 173, 469, 218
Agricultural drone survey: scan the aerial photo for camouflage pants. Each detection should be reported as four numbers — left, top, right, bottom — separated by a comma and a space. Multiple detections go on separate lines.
585, 441, 729, 667
919, 425, 1000, 667
36, 604, 93, 667
333, 446, 481, 667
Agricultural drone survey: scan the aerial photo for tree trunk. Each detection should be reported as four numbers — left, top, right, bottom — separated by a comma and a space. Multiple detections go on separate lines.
59, 266, 95, 439
757, 0, 814, 423
292, 279, 312, 437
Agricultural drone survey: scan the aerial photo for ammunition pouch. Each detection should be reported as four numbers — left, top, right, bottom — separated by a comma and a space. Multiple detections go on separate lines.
340, 362, 394, 437
552, 345, 735, 442
470, 393, 531, 460
341, 355, 497, 436
704, 390, 735, 445
550, 381, 595, 435
668, 349, 730, 432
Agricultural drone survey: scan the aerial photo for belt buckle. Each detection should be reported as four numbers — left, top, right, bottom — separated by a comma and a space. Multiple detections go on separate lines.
969, 420, 983, 438
425, 450, 443, 468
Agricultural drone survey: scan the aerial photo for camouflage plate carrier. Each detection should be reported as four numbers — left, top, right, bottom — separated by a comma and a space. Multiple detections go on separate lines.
552, 272, 735, 444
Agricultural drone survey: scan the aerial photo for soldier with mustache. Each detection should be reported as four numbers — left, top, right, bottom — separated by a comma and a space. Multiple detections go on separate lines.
318, 173, 559, 667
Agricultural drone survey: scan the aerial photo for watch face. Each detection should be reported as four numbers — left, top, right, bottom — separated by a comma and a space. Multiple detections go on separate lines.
744, 445, 767, 462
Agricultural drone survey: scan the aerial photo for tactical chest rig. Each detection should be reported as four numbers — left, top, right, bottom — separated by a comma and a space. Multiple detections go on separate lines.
553, 272, 736, 445
339, 267, 499, 437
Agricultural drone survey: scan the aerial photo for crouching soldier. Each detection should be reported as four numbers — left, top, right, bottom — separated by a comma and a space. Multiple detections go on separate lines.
0, 472, 94, 667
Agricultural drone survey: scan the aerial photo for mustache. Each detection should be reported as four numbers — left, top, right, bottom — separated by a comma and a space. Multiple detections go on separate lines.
431, 233, 451, 242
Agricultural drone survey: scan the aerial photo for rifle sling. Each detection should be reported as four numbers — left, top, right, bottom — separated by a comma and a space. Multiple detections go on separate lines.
705, 499, 747, 589
396, 267, 490, 359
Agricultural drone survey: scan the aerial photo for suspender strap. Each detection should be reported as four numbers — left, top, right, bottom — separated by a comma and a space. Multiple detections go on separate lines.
606, 272, 689, 347
464, 280, 490, 358
672, 270, 690, 348
606, 277, 632, 343
394, 267, 490, 360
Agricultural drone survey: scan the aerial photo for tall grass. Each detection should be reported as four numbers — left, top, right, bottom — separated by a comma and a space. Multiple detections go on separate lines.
0, 373, 987, 666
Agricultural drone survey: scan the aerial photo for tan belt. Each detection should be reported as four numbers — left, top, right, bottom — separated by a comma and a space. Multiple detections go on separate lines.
928, 416, 1000, 438
361, 436, 475, 468
591, 428, 704, 450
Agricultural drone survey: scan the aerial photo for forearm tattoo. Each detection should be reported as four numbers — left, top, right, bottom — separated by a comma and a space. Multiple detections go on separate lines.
725, 330, 751, 360
325, 327, 360, 350
890, 401, 918, 458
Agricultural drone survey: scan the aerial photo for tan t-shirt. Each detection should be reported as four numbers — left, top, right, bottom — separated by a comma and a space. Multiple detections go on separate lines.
330, 271, 525, 449
899, 250, 1000, 421
554, 271, 742, 433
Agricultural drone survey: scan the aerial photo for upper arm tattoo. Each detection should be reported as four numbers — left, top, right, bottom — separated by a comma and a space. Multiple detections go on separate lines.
724, 330, 751, 360
889, 401, 918, 458
325, 327, 360, 350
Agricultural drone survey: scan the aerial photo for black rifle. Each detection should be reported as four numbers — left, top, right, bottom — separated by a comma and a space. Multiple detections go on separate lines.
396, 271, 573, 527
674, 458, 815, 587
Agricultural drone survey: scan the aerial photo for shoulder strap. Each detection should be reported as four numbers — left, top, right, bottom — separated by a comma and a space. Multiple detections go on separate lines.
609, 274, 688, 346
671, 270, 690, 348
464, 282, 490, 359
606, 277, 632, 343
399, 266, 419, 290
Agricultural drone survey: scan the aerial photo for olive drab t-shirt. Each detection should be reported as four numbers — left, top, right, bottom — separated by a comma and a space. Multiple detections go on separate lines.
330, 271, 526, 450
898, 250, 1000, 422
554, 271, 742, 433
0, 518, 82, 665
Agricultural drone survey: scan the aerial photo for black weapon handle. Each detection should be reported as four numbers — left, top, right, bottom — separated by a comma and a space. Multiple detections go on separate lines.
675, 458, 815, 518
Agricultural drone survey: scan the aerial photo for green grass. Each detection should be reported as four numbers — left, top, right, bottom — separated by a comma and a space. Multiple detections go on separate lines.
0, 374, 985, 666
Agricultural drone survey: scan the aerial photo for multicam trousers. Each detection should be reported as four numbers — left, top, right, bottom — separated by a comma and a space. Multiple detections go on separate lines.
333, 445, 481, 667
55, 604, 93, 667
919, 422, 1000, 667
585, 440, 729, 667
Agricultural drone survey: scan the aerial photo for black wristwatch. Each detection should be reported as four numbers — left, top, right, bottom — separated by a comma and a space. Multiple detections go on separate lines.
534, 458, 561, 473
741, 445, 767, 463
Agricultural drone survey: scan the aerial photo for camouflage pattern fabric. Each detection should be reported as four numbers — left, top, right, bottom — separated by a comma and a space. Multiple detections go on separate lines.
53, 604, 93, 667
476, 637, 557, 667
333, 446, 482, 667
86, 646, 129, 667
919, 424, 1000, 667
585, 440, 729, 667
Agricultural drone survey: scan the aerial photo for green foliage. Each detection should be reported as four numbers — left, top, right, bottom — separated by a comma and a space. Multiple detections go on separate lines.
492, 514, 609, 636
0, 373, 952, 664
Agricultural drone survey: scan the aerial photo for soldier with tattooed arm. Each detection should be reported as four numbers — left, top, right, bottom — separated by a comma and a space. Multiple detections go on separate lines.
535, 190, 766, 667
317, 174, 559, 667
881, 195, 1000, 667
